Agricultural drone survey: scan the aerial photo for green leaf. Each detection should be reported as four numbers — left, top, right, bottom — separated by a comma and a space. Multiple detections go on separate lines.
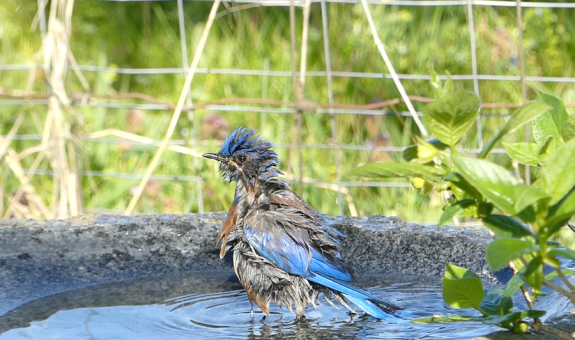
533, 93, 567, 147
518, 310, 546, 320
402, 145, 418, 162
540, 213, 573, 237
549, 248, 575, 262
544, 251, 561, 268
417, 138, 439, 163
517, 205, 537, 224
480, 289, 513, 316
524, 256, 543, 290
483, 310, 546, 327
412, 315, 483, 324
410, 177, 426, 190
349, 162, 447, 179
512, 185, 550, 215
538, 93, 568, 127
502, 272, 525, 297
482, 215, 534, 239
430, 70, 445, 99
533, 113, 563, 147
420, 179, 435, 195
402, 139, 448, 162
539, 139, 575, 205
504, 102, 553, 134
486, 238, 537, 271
451, 156, 517, 214
452, 156, 545, 215
439, 199, 475, 226
549, 188, 575, 217
502, 142, 540, 166
444, 172, 483, 200
544, 269, 575, 281
513, 322, 529, 334
442, 277, 485, 309
538, 136, 555, 163
477, 202, 494, 217
423, 89, 480, 148
479, 102, 551, 158
410, 177, 435, 195
482, 312, 521, 327
561, 114, 575, 141
439, 205, 464, 227
444, 263, 481, 280
442, 264, 485, 310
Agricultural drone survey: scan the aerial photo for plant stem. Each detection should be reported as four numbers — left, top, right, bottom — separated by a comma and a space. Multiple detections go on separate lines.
556, 267, 575, 293
542, 280, 575, 305
519, 284, 535, 310
510, 257, 536, 310
450, 145, 458, 156
527, 320, 574, 340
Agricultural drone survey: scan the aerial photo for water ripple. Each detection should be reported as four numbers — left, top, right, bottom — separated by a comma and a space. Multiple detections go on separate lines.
0, 277, 500, 339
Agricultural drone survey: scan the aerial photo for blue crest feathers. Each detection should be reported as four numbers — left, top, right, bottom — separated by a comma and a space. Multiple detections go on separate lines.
221, 128, 256, 157
217, 127, 282, 182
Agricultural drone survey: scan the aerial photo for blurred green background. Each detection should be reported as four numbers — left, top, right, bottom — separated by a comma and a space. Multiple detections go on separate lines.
1, 0, 574, 222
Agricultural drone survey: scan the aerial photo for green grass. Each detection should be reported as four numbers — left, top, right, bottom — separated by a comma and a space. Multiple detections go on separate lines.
1, 0, 575, 223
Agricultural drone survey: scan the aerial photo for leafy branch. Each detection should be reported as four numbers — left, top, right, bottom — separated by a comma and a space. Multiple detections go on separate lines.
350, 74, 575, 337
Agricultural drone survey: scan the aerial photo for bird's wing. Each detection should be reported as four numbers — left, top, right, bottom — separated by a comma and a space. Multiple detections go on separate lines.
243, 211, 353, 281
266, 183, 344, 239
244, 210, 402, 315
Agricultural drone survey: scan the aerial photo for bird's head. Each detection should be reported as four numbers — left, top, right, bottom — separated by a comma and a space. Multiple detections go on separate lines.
203, 127, 281, 183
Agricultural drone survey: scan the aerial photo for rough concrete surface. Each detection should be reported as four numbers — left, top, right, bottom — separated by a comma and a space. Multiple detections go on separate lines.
0, 213, 572, 339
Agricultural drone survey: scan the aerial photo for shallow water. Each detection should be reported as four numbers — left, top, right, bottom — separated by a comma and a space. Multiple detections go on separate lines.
0, 272, 499, 339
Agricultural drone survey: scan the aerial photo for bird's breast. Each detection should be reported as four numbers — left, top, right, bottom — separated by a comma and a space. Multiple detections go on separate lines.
219, 200, 239, 257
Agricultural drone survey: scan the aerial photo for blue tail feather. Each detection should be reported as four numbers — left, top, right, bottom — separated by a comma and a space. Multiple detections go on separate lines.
306, 271, 400, 318
345, 295, 394, 319
308, 248, 353, 281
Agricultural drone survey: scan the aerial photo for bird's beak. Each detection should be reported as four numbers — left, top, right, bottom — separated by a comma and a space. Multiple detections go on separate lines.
202, 153, 227, 162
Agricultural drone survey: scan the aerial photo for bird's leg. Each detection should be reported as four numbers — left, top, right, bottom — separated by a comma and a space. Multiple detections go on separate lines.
260, 315, 267, 322
249, 300, 254, 319
348, 311, 356, 321
294, 303, 307, 323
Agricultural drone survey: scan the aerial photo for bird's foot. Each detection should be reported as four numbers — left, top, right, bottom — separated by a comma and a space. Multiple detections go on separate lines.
260, 315, 267, 323
294, 315, 306, 323
347, 310, 360, 321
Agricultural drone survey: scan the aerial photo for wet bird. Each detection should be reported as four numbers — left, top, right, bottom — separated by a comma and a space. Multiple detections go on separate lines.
203, 127, 401, 322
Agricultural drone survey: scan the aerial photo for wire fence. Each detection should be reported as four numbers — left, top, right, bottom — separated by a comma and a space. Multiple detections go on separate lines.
1, 0, 574, 220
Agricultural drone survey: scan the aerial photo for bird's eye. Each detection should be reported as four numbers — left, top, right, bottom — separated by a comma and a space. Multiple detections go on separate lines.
237, 155, 247, 163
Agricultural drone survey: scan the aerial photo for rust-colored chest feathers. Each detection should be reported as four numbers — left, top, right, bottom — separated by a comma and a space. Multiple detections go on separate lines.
218, 181, 263, 258
218, 200, 238, 258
